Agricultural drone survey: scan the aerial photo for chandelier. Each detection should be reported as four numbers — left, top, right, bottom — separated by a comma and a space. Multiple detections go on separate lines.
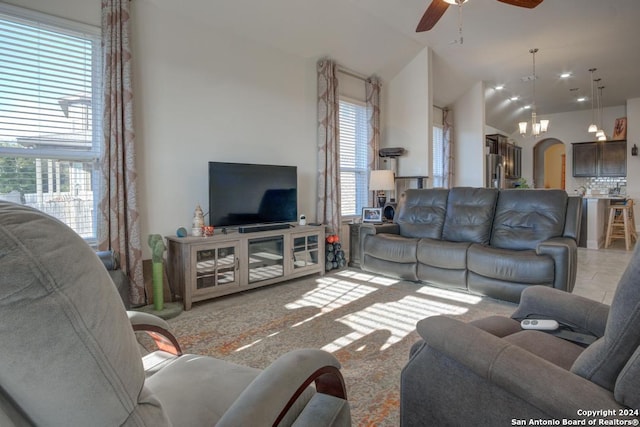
518, 48, 549, 137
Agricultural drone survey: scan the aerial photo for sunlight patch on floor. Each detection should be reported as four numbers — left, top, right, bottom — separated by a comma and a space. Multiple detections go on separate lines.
322, 295, 468, 352
285, 277, 378, 327
334, 269, 400, 287
415, 285, 482, 305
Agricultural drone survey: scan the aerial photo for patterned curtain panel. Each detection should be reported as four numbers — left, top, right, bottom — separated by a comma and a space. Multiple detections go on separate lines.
443, 108, 455, 188
99, 0, 144, 306
316, 59, 341, 235
366, 76, 382, 206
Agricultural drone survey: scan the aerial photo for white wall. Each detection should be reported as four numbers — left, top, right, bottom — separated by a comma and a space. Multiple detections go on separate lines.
131, 2, 319, 253
453, 82, 485, 186
626, 98, 640, 227
383, 47, 431, 177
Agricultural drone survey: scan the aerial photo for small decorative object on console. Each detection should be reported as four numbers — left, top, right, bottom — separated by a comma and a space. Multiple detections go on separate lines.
192, 204, 205, 237
202, 226, 214, 237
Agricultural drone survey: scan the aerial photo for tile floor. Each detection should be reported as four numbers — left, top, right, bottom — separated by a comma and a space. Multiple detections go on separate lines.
572, 240, 636, 305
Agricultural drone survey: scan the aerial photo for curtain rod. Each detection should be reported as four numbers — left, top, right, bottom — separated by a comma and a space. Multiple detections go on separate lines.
337, 66, 367, 81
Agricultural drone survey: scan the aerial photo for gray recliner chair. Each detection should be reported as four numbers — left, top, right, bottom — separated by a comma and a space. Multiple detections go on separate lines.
0, 201, 351, 427
401, 243, 640, 425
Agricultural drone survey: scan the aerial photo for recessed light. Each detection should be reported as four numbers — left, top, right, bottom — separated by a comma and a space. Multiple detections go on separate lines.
510, 96, 519, 101
577, 97, 587, 102
524, 105, 532, 110
495, 85, 505, 90
560, 72, 572, 78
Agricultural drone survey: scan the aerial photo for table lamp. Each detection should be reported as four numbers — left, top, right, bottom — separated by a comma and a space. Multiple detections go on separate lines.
369, 169, 395, 208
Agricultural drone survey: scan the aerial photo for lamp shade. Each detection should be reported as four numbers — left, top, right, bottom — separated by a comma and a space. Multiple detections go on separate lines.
369, 170, 395, 190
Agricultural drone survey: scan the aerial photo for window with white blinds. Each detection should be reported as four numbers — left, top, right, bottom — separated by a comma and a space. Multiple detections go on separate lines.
432, 107, 445, 188
432, 125, 444, 187
339, 98, 369, 217
0, 4, 102, 242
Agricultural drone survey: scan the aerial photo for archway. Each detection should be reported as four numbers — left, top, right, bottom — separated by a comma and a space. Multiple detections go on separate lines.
533, 138, 566, 189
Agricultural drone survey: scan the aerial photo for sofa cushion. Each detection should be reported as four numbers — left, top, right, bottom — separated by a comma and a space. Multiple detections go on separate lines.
395, 189, 449, 239
416, 238, 470, 270
467, 244, 554, 284
442, 187, 498, 244
363, 233, 417, 263
490, 189, 568, 250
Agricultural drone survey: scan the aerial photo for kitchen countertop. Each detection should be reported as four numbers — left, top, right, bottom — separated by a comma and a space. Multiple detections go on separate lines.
583, 195, 626, 200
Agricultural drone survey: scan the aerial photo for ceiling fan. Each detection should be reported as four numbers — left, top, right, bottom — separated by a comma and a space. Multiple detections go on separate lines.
416, 0, 543, 33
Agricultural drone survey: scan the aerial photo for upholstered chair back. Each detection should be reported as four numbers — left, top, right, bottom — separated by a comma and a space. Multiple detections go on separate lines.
441, 187, 498, 244
571, 242, 640, 398
0, 202, 168, 426
395, 189, 449, 238
490, 189, 568, 250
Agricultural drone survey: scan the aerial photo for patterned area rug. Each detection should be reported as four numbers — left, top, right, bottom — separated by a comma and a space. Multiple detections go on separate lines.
167, 269, 516, 426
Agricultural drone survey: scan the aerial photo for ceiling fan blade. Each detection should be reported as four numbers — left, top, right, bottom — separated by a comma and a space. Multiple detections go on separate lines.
496, 0, 543, 8
416, 0, 450, 32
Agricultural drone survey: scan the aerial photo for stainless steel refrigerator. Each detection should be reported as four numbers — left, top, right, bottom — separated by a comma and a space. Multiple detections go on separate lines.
486, 154, 506, 189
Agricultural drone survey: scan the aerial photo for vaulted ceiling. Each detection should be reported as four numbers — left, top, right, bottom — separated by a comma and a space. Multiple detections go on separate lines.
149, 0, 640, 133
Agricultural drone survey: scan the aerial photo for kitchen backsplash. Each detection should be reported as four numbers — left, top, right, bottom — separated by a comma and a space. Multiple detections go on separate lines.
574, 177, 627, 196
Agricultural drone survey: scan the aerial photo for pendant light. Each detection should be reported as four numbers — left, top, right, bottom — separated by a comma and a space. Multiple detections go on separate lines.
518, 48, 549, 137
587, 68, 598, 133
596, 84, 607, 141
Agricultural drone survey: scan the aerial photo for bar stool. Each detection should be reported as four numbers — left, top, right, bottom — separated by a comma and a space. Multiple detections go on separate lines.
605, 199, 637, 250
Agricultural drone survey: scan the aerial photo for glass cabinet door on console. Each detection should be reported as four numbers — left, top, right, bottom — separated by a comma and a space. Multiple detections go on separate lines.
292, 233, 320, 270
193, 243, 239, 292
248, 236, 284, 283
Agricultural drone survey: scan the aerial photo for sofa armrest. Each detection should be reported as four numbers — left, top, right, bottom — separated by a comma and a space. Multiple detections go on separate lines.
128, 311, 183, 356
359, 223, 399, 261
416, 316, 622, 418
217, 349, 348, 427
536, 236, 578, 292
511, 286, 609, 337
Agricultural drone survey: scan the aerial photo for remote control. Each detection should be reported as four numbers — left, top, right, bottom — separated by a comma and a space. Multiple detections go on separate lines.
520, 319, 560, 331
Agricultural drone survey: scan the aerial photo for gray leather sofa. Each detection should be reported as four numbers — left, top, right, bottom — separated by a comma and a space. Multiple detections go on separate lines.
359, 187, 582, 302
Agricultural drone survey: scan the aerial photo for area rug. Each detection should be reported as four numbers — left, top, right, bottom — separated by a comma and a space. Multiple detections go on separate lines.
167, 269, 516, 426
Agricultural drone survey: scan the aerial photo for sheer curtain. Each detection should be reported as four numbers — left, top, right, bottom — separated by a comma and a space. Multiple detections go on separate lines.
443, 108, 455, 188
316, 58, 341, 234
366, 76, 381, 206
99, 0, 144, 306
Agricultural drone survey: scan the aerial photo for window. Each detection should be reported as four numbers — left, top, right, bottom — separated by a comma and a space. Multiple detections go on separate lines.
432, 107, 444, 188
0, 4, 102, 242
339, 98, 369, 217
432, 125, 444, 188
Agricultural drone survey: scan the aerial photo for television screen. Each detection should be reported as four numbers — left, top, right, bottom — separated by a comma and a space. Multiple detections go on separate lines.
209, 162, 298, 227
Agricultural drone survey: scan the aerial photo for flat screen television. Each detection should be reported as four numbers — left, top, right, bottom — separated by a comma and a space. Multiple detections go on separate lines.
209, 162, 298, 227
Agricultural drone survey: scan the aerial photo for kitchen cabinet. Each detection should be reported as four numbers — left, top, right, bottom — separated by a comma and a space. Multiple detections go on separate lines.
572, 141, 626, 177
486, 134, 521, 179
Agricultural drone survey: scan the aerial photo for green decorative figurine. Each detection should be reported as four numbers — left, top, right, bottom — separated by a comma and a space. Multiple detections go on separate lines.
148, 234, 166, 311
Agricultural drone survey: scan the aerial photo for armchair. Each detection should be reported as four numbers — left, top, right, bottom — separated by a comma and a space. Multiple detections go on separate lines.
401, 244, 640, 425
0, 201, 350, 427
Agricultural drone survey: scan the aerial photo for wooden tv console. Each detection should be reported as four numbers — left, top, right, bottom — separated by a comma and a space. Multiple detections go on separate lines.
166, 225, 325, 310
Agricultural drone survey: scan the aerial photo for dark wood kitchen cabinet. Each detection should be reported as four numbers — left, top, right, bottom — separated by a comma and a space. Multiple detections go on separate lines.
486, 134, 521, 179
572, 141, 626, 177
